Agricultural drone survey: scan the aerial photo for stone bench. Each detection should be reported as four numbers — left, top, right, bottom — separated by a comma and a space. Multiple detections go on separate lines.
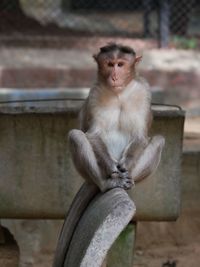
0, 88, 184, 266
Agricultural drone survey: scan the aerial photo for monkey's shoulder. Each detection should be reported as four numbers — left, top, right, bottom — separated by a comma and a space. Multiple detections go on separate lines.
133, 78, 150, 94
88, 86, 116, 109
123, 79, 151, 105
79, 88, 104, 131
79, 98, 93, 132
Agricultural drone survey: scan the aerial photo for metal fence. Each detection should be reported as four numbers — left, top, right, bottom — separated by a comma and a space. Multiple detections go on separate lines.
0, 0, 199, 48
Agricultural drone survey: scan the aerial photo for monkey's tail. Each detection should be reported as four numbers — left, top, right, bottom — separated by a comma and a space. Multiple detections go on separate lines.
52, 182, 99, 267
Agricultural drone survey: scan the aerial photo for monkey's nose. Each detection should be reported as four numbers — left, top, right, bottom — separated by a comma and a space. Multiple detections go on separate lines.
112, 75, 117, 81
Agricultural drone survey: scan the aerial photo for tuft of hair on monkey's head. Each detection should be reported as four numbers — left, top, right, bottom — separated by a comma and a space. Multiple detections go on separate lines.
100, 43, 135, 55
93, 43, 136, 62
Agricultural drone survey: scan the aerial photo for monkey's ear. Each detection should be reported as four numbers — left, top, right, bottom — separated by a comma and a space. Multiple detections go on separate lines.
93, 54, 98, 62
135, 56, 142, 64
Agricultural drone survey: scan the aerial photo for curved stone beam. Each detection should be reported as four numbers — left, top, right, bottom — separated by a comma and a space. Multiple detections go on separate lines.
53, 183, 99, 267
63, 188, 135, 267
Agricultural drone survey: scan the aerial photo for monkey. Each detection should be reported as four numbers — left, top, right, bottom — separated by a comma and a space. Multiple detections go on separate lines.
53, 43, 165, 266
68, 43, 165, 192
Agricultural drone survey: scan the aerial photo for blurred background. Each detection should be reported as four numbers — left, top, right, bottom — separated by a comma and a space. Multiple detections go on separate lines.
0, 1, 200, 267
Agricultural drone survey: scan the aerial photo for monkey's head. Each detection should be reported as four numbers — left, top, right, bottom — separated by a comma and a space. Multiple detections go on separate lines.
94, 43, 142, 93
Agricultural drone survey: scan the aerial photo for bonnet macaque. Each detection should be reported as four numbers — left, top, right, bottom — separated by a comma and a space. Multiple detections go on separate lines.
69, 43, 165, 192
53, 44, 165, 266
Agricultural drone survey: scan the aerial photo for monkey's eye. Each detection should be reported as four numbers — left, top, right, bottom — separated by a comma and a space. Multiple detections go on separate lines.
118, 62, 124, 67
107, 62, 114, 67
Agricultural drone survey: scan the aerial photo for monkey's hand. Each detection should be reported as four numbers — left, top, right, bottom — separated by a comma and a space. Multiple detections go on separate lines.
106, 170, 134, 190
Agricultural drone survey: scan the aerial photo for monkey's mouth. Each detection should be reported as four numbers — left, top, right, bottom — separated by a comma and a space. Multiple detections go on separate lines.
110, 85, 124, 92
108, 80, 124, 90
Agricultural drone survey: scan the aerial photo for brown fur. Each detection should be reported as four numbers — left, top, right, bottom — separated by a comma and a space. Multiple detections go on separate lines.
69, 43, 165, 192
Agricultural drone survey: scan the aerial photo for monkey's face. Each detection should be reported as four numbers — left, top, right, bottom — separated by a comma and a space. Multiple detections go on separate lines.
96, 53, 135, 93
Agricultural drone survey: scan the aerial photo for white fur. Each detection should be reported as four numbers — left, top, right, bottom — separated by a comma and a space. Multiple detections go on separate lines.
102, 130, 129, 161
89, 79, 151, 160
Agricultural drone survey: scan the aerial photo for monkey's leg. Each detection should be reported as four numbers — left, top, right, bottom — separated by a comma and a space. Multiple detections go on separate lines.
68, 129, 133, 192
118, 136, 148, 172
87, 133, 133, 189
86, 133, 118, 177
127, 135, 165, 183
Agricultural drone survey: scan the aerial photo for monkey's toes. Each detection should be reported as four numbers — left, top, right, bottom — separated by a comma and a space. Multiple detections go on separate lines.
123, 179, 134, 190
109, 171, 121, 180
120, 176, 134, 190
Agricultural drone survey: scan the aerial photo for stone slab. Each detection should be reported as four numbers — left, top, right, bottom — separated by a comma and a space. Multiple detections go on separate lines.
0, 103, 184, 221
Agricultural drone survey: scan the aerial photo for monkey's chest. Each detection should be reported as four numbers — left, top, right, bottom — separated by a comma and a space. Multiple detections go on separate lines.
96, 105, 144, 135
95, 106, 144, 160
102, 130, 128, 160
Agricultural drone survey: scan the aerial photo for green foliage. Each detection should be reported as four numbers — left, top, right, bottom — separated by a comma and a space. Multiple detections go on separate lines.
173, 36, 198, 50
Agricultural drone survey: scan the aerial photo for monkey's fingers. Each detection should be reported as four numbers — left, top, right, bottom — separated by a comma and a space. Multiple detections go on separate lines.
104, 176, 134, 191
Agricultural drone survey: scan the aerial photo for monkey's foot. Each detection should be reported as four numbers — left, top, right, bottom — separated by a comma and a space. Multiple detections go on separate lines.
110, 169, 130, 181
119, 177, 134, 190
106, 172, 134, 191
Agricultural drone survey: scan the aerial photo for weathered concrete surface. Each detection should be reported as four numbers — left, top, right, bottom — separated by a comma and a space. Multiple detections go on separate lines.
53, 185, 135, 267
131, 106, 184, 221
63, 188, 135, 267
0, 111, 82, 218
0, 104, 184, 221
53, 183, 99, 267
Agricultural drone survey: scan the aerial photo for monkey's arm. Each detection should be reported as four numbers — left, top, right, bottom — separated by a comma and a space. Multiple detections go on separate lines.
79, 98, 91, 132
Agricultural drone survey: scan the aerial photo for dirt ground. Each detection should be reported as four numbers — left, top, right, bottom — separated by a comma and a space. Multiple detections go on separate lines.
134, 242, 200, 267
17, 227, 200, 267
29, 243, 200, 267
